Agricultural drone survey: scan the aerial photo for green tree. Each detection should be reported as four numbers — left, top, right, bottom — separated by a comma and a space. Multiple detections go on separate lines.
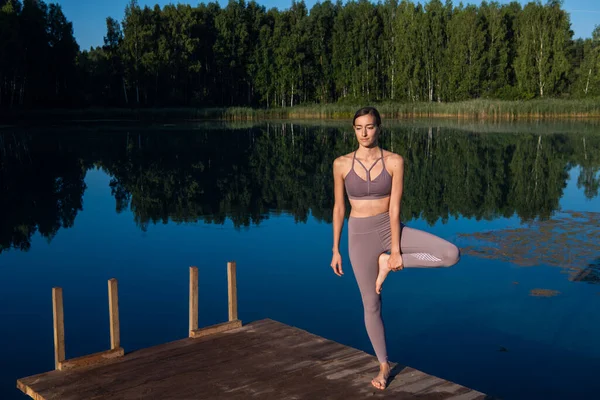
379, 0, 397, 100
479, 1, 511, 95
355, 0, 381, 101
422, 0, 448, 102
0, 0, 23, 108
394, 0, 423, 101
104, 16, 128, 105
515, 0, 572, 98
20, 0, 50, 106
190, 2, 220, 105
214, 0, 264, 105
445, 4, 485, 100
158, 4, 199, 105
47, 4, 79, 106
575, 26, 600, 97
252, 10, 276, 106
332, 0, 354, 100
121, 0, 154, 104
307, 1, 336, 103
2, 0, 599, 109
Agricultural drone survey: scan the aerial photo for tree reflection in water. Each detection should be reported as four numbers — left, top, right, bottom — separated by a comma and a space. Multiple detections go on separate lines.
1, 123, 599, 256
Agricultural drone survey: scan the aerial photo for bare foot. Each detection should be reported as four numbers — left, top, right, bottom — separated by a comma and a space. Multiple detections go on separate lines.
375, 253, 392, 294
371, 362, 391, 390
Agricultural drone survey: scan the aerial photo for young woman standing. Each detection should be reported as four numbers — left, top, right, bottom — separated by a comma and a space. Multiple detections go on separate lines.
330, 107, 460, 390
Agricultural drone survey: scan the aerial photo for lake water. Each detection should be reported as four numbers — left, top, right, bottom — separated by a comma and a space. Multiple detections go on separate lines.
1, 120, 600, 400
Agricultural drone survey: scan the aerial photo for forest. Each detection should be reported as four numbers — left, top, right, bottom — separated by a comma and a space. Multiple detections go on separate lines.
0, 0, 599, 110
1, 123, 599, 253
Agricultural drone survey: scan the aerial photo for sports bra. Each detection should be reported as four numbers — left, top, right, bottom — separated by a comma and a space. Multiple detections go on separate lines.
344, 148, 392, 200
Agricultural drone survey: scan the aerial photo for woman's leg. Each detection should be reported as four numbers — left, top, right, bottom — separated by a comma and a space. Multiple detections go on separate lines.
348, 230, 388, 364
349, 228, 391, 389
376, 224, 460, 293
398, 225, 460, 268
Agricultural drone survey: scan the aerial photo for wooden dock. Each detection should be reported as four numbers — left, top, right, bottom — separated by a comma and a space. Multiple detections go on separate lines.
16, 264, 492, 400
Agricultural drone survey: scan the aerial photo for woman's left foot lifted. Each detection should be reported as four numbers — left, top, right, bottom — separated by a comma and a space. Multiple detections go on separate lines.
376, 253, 393, 294
371, 361, 391, 390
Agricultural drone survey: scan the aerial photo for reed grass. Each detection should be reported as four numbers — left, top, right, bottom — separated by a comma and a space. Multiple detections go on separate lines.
223, 98, 600, 121
3, 98, 600, 123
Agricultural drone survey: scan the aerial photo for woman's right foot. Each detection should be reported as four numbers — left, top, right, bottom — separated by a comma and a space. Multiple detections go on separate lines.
376, 253, 392, 294
371, 362, 391, 390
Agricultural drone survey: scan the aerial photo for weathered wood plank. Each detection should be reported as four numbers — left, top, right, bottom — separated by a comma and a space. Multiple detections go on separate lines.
22, 321, 290, 399
47, 323, 294, 399
22, 320, 278, 395
52, 287, 65, 370
58, 348, 125, 371
15, 380, 47, 400
17, 319, 491, 400
88, 322, 375, 399
447, 391, 489, 400
20, 319, 281, 393
190, 319, 242, 338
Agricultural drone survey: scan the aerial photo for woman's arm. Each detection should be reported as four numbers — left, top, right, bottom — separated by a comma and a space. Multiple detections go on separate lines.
388, 154, 405, 269
331, 157, 346, 276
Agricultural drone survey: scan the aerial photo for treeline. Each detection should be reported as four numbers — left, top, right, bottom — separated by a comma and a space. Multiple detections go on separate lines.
0, 0, 79, 108
1, 0, 599, 110
2, 123, 599, 253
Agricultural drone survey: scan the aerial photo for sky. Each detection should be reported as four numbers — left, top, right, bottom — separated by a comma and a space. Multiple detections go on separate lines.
53, 0, 599, 51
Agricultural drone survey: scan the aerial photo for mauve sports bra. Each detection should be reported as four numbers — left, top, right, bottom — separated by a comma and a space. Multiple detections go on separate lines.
344, 148, 392, 200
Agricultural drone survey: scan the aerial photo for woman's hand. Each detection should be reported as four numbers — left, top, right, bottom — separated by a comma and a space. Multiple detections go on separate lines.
388, 251, 404, 271
331, 252, 344, 276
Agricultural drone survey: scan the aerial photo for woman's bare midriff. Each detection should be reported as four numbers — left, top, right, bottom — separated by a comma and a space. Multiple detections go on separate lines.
349, 197, 390, 218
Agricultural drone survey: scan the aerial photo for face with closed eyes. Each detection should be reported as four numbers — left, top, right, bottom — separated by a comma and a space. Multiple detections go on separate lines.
353, 114, 380, 148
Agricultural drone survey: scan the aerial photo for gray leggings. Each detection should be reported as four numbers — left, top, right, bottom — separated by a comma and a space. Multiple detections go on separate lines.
348, 212, 460, 363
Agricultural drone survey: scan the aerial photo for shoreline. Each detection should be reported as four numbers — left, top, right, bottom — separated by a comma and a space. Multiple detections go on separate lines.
3, 115, 600, 136
2, 99, 600, 123
0, 99, 600, 130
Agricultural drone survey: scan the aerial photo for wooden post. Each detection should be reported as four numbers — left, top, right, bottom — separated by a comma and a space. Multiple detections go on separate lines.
108, 279, 120, 350
227, 261, 238, 321
52, 287, 65, 370
189, 267, 198, 335
189, 263, 241, 339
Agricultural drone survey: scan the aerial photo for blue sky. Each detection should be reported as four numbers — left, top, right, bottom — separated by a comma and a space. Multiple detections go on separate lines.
54, 0, 599, 50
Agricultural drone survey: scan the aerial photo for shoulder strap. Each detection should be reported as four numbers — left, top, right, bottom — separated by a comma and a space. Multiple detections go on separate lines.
379, 147, 386, 167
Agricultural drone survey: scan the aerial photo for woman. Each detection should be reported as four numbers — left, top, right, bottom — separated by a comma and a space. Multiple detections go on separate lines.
330, 107, 460, 390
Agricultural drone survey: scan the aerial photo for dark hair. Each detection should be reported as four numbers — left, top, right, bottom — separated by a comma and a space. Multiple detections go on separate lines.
353, 106, 381, 126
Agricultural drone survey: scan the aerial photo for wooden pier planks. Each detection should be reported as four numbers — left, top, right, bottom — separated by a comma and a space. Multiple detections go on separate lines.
17, 319, 491, 400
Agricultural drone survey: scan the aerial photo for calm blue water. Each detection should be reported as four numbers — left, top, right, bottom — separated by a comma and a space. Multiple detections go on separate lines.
1, 122, 600, 399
